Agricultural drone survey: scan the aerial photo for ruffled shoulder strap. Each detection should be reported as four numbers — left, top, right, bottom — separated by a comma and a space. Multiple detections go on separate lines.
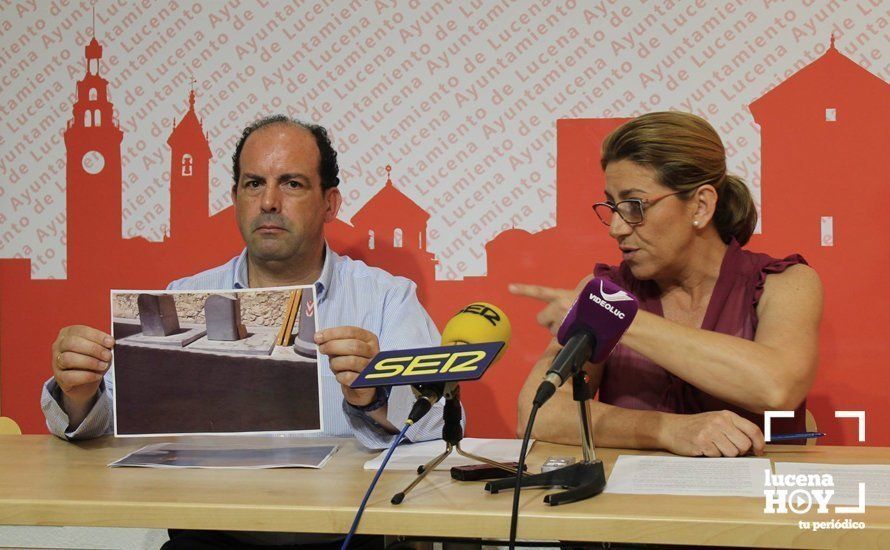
752, 252, 808, 305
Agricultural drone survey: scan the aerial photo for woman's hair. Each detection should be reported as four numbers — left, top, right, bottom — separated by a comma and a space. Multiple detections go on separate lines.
600, 111, 757, 245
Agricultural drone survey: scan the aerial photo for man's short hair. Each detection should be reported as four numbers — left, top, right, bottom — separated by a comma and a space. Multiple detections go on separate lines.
231, 115, 340, 192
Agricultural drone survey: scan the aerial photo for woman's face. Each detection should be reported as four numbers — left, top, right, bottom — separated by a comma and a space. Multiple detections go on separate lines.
603, 160, 696, 280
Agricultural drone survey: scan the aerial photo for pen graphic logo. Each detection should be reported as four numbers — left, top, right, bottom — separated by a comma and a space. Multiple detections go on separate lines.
762, 410, 868, 531
763, 411, 865, 531
764, 471, 836, 514
599, 281, 634, 303
763, 471, 867, 531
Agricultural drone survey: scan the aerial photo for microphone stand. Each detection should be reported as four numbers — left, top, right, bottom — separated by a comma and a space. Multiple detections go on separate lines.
483, 371, 606, 505
391, 384, 521, 504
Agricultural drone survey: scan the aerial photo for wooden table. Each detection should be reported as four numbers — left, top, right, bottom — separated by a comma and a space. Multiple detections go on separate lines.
0, 435, 887, 549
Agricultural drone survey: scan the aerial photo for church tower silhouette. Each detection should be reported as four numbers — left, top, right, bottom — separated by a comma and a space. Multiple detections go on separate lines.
167, 84, 213, 238
63, 35, 123, 277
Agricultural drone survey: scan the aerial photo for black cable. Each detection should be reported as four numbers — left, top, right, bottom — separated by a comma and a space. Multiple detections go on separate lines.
509, 402, 539, 550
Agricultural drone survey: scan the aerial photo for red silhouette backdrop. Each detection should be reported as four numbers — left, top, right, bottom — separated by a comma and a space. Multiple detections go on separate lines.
1, 36, 887, 445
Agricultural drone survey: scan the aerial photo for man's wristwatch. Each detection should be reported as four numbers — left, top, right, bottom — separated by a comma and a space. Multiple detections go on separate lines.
349, 387, 388, 412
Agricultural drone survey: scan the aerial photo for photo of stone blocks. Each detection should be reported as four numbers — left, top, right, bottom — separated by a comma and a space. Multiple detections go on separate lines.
110, 286, 321, 436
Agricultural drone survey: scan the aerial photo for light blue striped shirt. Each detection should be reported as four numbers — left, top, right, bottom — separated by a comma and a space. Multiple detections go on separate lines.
42, 245, 448, 449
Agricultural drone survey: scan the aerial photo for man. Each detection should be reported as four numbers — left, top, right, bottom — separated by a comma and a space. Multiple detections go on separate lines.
42, 115, 446, 547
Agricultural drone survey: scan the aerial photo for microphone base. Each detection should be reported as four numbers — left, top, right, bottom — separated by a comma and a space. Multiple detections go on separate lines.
483, 460, 606, 506
392, 442, 522, 505
393, 389, 520, 505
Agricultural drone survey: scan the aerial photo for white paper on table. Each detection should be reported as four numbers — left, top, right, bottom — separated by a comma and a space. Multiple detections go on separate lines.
364, 438, 533, 470
774, 462, 890, 507
604, 455, 772, 497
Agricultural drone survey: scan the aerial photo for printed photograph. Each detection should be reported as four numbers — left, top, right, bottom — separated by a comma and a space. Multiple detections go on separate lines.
109, 442, 338, 470
111, 286, 321, 436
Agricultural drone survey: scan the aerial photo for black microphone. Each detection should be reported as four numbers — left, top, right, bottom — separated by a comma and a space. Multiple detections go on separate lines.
407, 385, 442, 423
534, 278, 639, 406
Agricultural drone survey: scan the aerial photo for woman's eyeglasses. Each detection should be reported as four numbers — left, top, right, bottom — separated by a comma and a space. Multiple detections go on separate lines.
592, 189, 692, 226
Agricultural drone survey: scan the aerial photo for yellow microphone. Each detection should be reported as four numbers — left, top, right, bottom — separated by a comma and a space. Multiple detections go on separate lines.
441, 302, 512, 354
408, 302, 511, 422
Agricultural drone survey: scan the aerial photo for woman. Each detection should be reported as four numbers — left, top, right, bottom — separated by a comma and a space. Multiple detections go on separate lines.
514, 112, 822, 457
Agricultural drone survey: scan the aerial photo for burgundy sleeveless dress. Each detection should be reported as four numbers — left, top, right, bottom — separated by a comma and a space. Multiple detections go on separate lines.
594, 239, 808, 440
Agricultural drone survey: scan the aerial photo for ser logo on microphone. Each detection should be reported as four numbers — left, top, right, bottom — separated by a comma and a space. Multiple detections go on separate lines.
458, 304, 501, 326
350, 342, 505, 388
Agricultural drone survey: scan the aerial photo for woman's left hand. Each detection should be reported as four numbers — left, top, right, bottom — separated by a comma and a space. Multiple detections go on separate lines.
509, 275, 594, 335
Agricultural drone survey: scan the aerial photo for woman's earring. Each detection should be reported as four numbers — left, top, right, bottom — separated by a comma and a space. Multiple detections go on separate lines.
693, 220, 700, 227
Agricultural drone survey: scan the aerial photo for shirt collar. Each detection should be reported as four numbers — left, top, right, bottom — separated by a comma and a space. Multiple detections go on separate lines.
232, 243, 337, 302
233, 249, 249, 289
315, 242, 336, 302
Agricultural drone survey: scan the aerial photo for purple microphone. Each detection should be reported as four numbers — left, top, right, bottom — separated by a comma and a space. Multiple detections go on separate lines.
534, 278, 639, 406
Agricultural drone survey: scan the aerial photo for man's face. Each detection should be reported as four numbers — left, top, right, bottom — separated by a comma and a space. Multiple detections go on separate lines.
233, 124, 340, 263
